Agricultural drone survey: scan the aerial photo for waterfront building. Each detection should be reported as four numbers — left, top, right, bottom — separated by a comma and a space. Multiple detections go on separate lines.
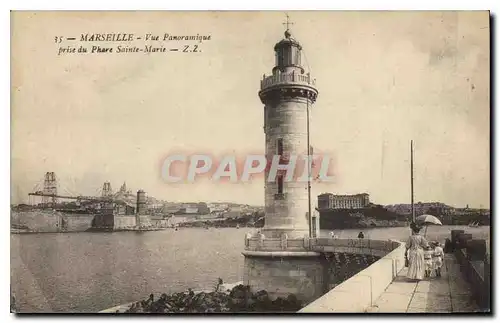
174, 202, 210, 215
114, 204, 135, 215
184, 204, 199, 214
207, 203, 228, 213
318, 193, 370, 210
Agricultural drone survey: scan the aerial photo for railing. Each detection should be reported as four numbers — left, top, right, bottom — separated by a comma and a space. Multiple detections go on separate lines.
244, 235, 400, 255
453, 241, 490, 311
260, 72, 316, 90
245, 235, 309, 251
310, 238, 399, 258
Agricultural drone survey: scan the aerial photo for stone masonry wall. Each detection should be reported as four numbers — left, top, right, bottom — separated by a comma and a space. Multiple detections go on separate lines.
113, 215, 136, 229
243, 255, 324, 304
63, 215, 93, 232
12, 211, 61, 232
263, 99, 311, 239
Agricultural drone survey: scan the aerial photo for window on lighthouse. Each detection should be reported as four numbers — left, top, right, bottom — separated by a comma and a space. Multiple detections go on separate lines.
277, 174, 284, 194
277, 49, 284, 67
283, 48, 290, 66
264, 105, 268, 129
277, 138, 284, 156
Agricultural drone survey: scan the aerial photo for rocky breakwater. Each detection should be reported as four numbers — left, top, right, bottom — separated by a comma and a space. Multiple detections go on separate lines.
116, 284, 302, 313
445, 229, 490, 312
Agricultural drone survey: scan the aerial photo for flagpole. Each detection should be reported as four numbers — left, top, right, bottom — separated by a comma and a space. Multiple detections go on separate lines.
411, 140, 415, 223
307, 96, 312, 238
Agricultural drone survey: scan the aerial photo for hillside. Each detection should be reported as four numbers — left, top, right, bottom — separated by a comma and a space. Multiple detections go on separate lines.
319, 205, 407, 230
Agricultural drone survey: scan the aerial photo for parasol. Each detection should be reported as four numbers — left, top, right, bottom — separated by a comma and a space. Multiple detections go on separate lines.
415, 214, 442, 237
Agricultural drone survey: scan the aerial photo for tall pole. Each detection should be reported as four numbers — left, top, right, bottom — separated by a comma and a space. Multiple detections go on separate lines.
411, 140, 415, 222
307, 98, 312, 237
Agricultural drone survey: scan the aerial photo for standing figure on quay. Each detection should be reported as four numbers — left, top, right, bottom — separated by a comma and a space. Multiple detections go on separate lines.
405, 222, 429, 281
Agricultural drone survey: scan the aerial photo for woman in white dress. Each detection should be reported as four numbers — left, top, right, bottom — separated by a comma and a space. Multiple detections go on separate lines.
405, 222, 429, 281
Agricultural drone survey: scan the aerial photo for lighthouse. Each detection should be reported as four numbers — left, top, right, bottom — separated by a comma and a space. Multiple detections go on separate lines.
259, 17, 319, 239
243, 17, 323, 303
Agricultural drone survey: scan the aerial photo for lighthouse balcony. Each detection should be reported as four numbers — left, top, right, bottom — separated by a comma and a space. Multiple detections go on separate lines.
260, 72, 316, 91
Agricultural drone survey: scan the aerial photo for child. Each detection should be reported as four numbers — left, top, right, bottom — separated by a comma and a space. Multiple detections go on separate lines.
423, 245, 434, 278
432, 241, 444, 277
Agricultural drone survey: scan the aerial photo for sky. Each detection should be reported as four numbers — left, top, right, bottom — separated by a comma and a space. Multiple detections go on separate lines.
11, 11, 490, 208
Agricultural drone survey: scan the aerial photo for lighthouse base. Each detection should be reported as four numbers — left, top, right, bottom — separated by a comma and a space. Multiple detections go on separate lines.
242, 250, 325, 304
261, 228, 309, 239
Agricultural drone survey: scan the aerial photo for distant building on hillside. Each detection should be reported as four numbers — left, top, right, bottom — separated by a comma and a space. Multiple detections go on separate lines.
384, 202, 456, 216
172, 202, 210, 215
224, 205, 253, 218
164, 205, 182, 214
207, 203, 229, 213
183, 204, 199, 214
318, 193, 370, 210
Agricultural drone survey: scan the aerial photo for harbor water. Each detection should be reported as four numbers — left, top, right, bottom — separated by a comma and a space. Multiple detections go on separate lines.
10, 225, 490, 313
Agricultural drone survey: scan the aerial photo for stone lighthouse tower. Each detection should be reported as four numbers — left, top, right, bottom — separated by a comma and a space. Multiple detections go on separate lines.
259, 20, 318, 239
242, 18, 323, 303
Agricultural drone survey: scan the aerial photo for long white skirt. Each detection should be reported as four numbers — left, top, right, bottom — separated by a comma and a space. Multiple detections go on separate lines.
407, 248, 425, 280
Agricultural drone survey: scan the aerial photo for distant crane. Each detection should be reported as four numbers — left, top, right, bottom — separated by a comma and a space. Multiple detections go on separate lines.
28, 172, 136, 207
42, 172, 58, 204
102, 182, 113, 198
27, 173, 145, 219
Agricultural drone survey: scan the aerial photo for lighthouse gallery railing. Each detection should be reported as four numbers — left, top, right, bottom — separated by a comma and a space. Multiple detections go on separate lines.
260, 72, 316, 90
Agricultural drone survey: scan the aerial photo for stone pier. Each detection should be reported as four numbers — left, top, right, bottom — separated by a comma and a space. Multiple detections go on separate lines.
298, 231, 490, 313
244, 237, 402, 305
370, 229, 490, 313
372, 254, 482, 312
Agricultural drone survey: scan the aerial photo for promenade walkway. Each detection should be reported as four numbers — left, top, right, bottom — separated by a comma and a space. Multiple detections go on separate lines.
372, 254, 481, 313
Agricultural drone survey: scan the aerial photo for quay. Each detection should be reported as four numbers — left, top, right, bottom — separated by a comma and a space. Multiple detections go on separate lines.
371, 254, 481, 312
299, 230, 489, 313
